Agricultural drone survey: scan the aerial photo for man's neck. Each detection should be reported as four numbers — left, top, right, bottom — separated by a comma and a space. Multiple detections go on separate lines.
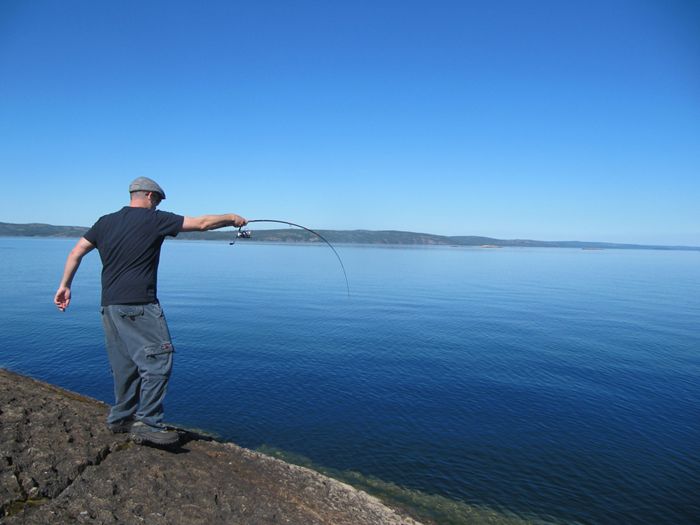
129, 200, 153, 209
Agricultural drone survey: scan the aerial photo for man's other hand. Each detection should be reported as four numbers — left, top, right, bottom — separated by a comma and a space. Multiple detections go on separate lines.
54, 286, 71, 311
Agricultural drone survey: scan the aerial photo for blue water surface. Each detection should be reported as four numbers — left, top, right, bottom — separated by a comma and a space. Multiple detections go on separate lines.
1, 237, 698, 524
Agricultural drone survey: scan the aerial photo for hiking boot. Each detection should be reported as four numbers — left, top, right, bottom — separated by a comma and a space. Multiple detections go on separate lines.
107, 418, 134, 434
129, 421, 180, 446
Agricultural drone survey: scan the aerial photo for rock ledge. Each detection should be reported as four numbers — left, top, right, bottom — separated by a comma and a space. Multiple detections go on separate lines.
0, 368, 421, 525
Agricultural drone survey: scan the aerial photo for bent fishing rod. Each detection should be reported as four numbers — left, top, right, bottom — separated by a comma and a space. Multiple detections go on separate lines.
230, 219, 350, 298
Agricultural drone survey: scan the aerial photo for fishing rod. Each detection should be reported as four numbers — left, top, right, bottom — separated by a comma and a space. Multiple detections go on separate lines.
230, 219, 350, 297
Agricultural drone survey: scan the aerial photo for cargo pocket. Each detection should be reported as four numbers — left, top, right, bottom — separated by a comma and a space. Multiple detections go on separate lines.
142, 342, 174, 378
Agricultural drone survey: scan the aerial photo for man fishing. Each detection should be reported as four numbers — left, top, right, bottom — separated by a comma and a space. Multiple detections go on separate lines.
54, 177, 247, 446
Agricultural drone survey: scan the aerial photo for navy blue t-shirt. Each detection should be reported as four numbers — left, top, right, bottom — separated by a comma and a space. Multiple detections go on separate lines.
84, 207, 184, 306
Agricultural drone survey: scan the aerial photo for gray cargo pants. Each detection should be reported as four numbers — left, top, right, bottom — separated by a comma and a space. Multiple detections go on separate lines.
100, 303, 174, 428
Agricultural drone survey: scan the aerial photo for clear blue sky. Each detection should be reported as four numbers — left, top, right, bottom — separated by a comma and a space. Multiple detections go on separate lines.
1, 0, 698, 245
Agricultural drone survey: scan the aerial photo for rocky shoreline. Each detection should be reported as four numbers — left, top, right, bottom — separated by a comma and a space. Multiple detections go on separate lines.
0, 368, 421, 524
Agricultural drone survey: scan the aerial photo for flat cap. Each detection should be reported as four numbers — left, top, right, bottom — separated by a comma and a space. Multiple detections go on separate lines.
129, 177, 166, 199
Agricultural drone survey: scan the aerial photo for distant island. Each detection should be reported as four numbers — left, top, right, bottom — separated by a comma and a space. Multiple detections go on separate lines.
1, 221, 698, 251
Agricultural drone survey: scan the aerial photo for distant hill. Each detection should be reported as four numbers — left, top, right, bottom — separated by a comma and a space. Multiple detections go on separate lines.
0, 222, 88, 238
1, 221, 698, 251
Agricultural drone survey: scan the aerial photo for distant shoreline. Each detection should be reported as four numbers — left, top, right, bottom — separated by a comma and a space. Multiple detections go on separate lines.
1, 221, 698, 252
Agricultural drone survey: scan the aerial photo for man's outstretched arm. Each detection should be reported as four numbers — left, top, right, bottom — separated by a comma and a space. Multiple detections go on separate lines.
54, 237, 95, 311
181, 213, 247, 232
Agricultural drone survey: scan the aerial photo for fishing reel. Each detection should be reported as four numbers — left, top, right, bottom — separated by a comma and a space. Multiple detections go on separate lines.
229, 228, 252, 245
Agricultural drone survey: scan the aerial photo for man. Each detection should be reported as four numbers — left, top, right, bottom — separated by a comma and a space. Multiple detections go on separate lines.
54, 177, 247, 446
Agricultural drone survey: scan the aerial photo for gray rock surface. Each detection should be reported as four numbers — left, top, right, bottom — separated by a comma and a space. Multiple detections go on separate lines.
0, 369, 421, 524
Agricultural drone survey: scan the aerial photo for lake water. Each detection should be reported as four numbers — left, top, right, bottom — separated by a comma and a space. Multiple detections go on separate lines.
1, 237, 698, 524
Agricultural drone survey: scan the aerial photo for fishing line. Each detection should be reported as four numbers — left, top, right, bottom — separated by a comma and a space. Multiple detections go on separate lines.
230, 219, 350, 297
